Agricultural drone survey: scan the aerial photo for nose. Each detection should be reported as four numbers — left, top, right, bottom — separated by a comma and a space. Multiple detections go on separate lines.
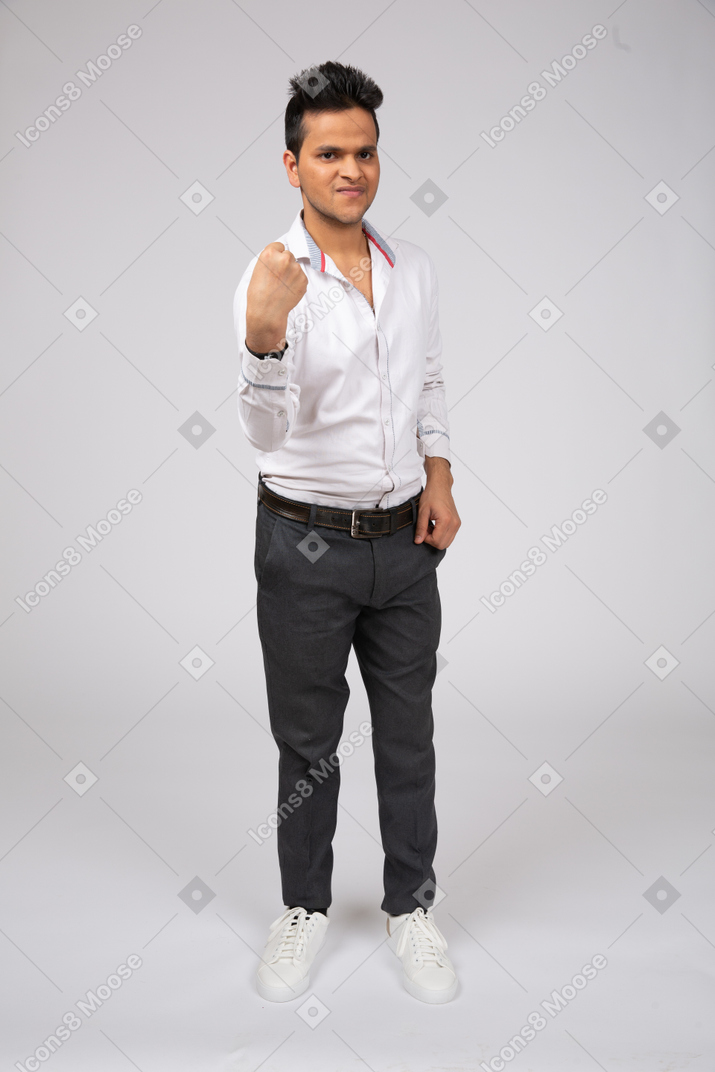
340, 160, 364, 181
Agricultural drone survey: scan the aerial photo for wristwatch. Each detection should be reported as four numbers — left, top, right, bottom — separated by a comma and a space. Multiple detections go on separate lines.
245, 339, 288, 360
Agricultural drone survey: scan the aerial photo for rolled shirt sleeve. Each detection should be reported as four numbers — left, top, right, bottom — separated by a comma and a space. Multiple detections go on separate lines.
416, 253, 451, 464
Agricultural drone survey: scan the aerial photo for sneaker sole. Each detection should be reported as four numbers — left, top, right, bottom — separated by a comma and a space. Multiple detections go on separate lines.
403, 973, 458, 1004
257, 973, 310, 1002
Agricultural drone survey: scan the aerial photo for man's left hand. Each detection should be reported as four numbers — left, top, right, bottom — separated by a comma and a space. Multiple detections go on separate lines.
415, 458, 461, 549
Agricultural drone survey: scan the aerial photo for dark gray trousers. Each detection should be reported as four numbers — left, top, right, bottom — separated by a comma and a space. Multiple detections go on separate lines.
254, 479, 446, 916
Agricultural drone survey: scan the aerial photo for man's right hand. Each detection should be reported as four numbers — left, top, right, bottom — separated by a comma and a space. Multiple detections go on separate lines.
245, 241, 308, 353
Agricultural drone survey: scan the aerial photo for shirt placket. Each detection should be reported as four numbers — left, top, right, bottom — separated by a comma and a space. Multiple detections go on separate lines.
321, 246, 397, 508
372, 253, 398, 507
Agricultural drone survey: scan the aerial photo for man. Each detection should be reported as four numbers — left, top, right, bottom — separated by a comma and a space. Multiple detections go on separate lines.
233, 60, 461, 1005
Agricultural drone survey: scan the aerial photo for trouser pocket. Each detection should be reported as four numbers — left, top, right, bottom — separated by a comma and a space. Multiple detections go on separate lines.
254, 502, 280, 586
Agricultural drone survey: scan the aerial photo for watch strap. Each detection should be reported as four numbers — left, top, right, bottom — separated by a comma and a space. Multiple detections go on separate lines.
245, 339, 288, 360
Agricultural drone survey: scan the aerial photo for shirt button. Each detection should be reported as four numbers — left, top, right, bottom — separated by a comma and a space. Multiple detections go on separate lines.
384, 418, 390, 425
278, 367, 286, 375
382, 373, 387, 380
277, 409, 286, 418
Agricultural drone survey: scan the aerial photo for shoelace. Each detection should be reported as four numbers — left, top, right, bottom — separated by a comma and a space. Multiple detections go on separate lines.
268, 907, 312, 963
394, 908, 449, 965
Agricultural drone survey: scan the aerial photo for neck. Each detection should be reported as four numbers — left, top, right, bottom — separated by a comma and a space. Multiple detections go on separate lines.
301, 204, 368, 262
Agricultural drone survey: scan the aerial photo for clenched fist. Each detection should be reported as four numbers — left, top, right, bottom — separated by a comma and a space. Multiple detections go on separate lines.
245, 242, 308, 353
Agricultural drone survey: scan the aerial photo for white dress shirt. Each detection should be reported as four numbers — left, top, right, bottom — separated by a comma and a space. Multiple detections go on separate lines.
233, 208, 451, 510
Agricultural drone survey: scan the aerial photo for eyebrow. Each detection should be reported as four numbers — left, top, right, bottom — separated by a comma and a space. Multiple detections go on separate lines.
314, 143, 378, 152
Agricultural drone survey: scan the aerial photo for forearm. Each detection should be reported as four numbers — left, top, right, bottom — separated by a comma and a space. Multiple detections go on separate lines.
245, 310, 289, 354
424, 455, 453, 486
246, 291, 291, 353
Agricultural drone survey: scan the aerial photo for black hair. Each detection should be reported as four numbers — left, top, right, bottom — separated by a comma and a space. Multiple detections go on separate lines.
285, 61, 383, 163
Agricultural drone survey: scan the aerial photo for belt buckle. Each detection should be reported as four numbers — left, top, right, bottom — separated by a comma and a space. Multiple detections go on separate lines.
351, 509, 381, 538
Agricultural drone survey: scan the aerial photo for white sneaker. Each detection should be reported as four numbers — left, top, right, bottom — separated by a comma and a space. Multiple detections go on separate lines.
387, 906, 458, 1004
256, 906, 329, 1002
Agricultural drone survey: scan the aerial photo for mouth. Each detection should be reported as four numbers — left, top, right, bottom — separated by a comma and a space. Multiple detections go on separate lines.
336, 188, 364, 198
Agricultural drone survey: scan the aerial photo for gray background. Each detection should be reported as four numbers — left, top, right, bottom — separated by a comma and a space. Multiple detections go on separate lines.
1, 1, 714, 1070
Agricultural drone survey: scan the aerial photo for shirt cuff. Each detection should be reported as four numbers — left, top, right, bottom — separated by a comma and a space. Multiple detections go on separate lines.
241, 346, 290, 389
424, 441, 451, 465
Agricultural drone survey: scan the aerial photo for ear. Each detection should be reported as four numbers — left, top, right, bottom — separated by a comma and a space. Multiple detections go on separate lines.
283, 150, 300, 190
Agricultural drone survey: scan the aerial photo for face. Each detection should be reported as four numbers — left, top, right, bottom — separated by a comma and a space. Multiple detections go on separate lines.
284, 106, 380, 223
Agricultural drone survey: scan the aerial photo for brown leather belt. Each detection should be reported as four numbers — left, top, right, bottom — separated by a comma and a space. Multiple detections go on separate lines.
257, 479, 421, 537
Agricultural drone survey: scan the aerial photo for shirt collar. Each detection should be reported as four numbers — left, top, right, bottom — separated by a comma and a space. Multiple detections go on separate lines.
284, 208, 396, 272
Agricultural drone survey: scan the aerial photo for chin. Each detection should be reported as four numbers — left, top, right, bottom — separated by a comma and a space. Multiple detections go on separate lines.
335, 201, 364, 217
